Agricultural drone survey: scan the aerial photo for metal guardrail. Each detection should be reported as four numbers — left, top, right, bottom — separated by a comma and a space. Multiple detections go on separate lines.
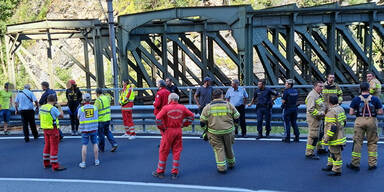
7, 103, 384, 136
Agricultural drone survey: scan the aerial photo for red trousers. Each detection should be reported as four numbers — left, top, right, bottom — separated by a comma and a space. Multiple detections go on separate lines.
43, 128, 60, 170
156, 128, 182, 174
122, 103, 135, 135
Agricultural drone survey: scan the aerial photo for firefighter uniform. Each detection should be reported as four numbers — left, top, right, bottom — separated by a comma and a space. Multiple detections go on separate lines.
119, 84, 136, 136
40, 104, 62, 170
322, 81, 343, 110
200, 99, 240, 172
369, 78, 382, 98
154, 101, 194, 176
321, 104, 346, 174
349, 94, 382, 168
305, 89, 325, 157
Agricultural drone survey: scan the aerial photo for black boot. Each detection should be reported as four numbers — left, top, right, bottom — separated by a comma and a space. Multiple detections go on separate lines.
317, 149, 328, 155
281, 138, 290, 143
321, 165, 333, 172
265, 131, 270, 138
305, 154, 320, 160
328, 171, 341, 176
294, 136, 300, 142
346, 163, 360, 171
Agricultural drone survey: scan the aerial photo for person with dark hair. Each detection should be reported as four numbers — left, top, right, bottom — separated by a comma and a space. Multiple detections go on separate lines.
225, 79, 248, 137
347, 82, 383, 171
15, 84, 39, 142
305, 81, 326, 160
366, 72, 382, 99
66, 80, 82, 136
153, 80, 170, 116
39, 82, 64, 140
39, 94, 66, 171
320, 95, 346, 176
95, 88, 118, 152
165, 78, 180, 95
0, 82, 13, 135
119, 79, 136, 139
152, 93, 194, 179
200, 89, 239, 173
323, 74, 343, 110
281, 79, 300, 143
248, 79, 278, 139
194, 77, 213, 130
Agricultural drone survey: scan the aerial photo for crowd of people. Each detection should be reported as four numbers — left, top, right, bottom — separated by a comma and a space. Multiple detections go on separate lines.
0, 71, 382, 177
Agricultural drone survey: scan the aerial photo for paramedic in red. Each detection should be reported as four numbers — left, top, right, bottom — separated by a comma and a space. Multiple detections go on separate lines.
153, 80, 170, 115
152, 93, 194, 180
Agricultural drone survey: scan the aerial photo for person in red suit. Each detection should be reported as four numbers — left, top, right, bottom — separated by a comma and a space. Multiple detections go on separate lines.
152, 93, 194, 180
153, 80, 170, 115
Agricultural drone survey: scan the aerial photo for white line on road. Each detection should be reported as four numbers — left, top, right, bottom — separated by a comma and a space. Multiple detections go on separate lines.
0, 178, 262, 192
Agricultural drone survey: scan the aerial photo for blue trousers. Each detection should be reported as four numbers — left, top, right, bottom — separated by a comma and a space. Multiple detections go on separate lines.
283, 108, 300, 138
257, 107, 271, 134
98, 121, 118, 151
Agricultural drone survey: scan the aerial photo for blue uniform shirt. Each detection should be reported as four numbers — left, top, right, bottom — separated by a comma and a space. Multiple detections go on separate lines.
15, 89, 37, 110
225, 87, 248, 107
253, 87, 278, 108
350, 94, 382, 117
39, 89, 57, 105
282, 88, 298, 108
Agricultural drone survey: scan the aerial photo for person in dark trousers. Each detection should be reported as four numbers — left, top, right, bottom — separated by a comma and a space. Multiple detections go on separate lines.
248, 79, 278, 139
281, 79, 300, 143
194, 77, 213, 130
39, 82, 63, 140
225, 79, 248, 137
15, 84, 39, 142
66, 80, 82, 136
165, 77, 180, 95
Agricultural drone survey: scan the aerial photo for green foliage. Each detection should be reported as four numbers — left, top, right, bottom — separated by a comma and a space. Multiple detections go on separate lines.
115, 0, 199, 15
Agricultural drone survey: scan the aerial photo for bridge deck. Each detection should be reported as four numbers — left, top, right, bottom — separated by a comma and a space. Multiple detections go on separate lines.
0, 136, 382, 192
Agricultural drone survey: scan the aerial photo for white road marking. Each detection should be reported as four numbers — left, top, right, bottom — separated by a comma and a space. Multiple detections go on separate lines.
0, 178, 264, 192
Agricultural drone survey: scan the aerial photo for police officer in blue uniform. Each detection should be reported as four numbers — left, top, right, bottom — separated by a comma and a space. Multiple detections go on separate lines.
248, 79, 279, 139
281, 79, 300, 143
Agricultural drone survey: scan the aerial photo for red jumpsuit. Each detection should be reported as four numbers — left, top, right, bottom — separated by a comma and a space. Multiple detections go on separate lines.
155, 101, 194, 174
121, 85, 135, 135
153, 87, 170, 115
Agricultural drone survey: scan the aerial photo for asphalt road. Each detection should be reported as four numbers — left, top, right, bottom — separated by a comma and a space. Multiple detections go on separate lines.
0, 136, 383, 192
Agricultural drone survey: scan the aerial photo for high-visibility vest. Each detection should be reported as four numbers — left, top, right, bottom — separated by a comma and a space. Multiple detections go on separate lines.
78, 104, 99, 132
39, 104, 59, 129
119, 84, 135, 106
96, 95, 111, 122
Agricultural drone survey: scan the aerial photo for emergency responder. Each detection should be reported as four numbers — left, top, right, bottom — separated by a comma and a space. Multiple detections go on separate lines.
248, 79, 278, 139
347, 82, 383, 171
152, 93, 194, 179
154, 80, 171, 115
95, 88, 118, 152
320, 95, 346, 176
200, 89, 240, 174
39, 94, 66, 171
305, 81, 326, 160
77, 93, 100, 168
323, 74, 343, 109
367, 72, 382, 99
281, 79, 299, 143
119, 79, 136, 139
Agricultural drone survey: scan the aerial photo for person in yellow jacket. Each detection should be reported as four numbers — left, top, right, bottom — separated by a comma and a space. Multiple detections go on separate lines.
95, 88, 118, 152
323, 74, 343, 110
39, 94, 66, 171
367, 72, 382, 98
119, 79, 136, 139
305, 81, 326, 160
200, 89, 240, 173
320, 95, 346, 176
